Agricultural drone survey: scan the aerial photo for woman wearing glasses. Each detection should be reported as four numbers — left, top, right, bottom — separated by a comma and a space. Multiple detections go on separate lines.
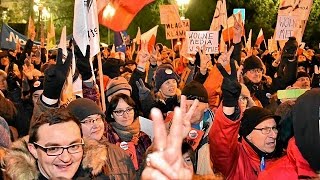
105, 93, 152, 174
67, 98, 137, 179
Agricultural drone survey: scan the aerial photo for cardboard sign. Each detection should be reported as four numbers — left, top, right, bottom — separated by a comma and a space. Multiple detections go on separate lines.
159, 5, 181, 24
275, 15, 298, 40
278, 0, 313, 20
139, 116, 154, 139
277, 89, 308, 100
117, 141, 138, 170
185, 128, 205, 150
186, 31, 219, 54
165, 19, 190, 40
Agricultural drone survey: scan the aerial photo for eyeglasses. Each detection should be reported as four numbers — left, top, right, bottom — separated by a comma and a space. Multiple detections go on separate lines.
113, 107, 134, 116
33, 139, 84, 156
81, 117, 103, 125
249, 69, 263, 74
253, 126, 278, 135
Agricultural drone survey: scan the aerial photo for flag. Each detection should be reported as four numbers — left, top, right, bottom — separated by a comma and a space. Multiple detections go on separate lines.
59, 26, 75, 106
73, 0, 100, 57
47, 16, 56, 49
114, 31, 129, 53
27, 16, 35, 39
141, 25, 158, 52
210, 0, 227, 31
222, 12, 244, 42
255, 28, 264, 46
98, 0, 155, 31
134, 27, 141, 44
246, 29, 252, 50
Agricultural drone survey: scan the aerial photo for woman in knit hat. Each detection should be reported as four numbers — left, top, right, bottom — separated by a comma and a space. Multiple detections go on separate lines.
105, 93, 152, 174
67, 98, 136, 179
135, 64, 181, 118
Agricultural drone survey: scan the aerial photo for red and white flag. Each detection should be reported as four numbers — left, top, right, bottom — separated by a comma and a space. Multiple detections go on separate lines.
221, 12, 244, 42
255, 28, 264, 46
141, 25, 158, 52
73, 0, 100, 57
210, 0, 227, 31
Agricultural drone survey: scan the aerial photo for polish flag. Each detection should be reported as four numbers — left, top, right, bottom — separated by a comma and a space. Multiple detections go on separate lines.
221, 12, 245, 42
140, 25, 158, 52
255, 28, 265, 46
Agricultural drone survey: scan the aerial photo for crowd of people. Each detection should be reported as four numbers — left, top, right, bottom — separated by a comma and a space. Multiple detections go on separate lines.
0, 15, 319, 180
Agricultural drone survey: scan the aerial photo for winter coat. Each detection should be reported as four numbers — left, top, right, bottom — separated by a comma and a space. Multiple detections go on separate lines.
209, 105, 276, 180
104, 122, 152, 173
3, 136, 136, 180
258, 138, 318, 180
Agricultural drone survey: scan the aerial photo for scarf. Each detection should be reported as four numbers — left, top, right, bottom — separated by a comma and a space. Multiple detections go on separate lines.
110, 119, 140, 145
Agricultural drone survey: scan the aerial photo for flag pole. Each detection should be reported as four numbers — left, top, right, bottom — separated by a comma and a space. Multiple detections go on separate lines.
97, 52, 106, 112
227, 22, 231, 47
263, 39, 267, 50
171, 39, 174, 50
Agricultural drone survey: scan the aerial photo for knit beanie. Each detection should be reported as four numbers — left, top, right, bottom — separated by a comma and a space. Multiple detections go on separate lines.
154, 66, 180, 92
239, 106, 281, 137
243, 55, 264, 74
296, 71, 310, 81
67, 98, 105, 121
102, 58, 125, 79
292, 88, 320, 172
105, 77, 132, 99
0, 116, 11, 148
182, 81, 208, 103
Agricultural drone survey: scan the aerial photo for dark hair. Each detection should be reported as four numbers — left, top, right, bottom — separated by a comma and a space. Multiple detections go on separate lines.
106, 93, 138, 123
29, 108, 82, 143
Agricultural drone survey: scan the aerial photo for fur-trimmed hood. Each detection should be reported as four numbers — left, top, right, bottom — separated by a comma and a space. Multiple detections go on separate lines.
3, 137, 110, 179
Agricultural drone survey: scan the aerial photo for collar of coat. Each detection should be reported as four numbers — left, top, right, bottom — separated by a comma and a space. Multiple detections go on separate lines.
3, 136, 108, 179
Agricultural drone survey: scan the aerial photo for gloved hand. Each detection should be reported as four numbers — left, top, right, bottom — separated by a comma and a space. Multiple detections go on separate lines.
135, 78, 150, 100
74, 44, 92, 81
43, 48, 72, 99
217, 46, 242, 107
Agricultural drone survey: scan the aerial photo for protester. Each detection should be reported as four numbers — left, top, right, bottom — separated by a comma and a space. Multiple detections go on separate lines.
209, 44, 280, 179
3, 108, 110, 179
67, 98, 136, 179
105, 93, 152, 172
258, 88, 320, 179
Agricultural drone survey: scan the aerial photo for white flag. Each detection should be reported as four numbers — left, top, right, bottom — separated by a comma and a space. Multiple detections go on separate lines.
58, 26, 68, 60
210, 0, 227, 31
246, 29, 252, 50
73, 0, 100, 57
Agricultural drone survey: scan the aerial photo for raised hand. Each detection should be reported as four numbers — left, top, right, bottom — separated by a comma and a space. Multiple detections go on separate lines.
74, 43, 92, 81
141, 107, 193, 180
197, 46, 211, 74
150, 46, 160, 65
137, 41, 151, 67
217, 46, 234, 67
314, 65, 320, 75
135, 78, 150, 100
217, 46, 242, 107
180, 95, 199, 138
43, 48, 72, 99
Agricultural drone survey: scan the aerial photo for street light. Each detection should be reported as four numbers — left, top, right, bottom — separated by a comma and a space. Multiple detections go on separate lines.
176, 0, 190, 19
103, 4, 115, 45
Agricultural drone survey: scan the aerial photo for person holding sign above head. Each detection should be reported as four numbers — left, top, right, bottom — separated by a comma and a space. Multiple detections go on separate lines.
105, 93, 152, 175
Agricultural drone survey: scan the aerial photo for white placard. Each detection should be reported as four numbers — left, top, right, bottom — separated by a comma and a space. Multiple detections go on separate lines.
186, 31, 219, 54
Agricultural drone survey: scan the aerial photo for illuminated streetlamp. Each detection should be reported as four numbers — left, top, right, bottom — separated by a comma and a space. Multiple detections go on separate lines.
176, 0, 190, 19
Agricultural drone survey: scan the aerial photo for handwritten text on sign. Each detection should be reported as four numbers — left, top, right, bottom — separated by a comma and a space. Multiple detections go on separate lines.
165, 19, 190, 39
275, 15, 298, 40
186, 31, 219, 54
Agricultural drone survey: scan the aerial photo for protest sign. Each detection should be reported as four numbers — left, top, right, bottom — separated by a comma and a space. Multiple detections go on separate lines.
268, 39, 278, 52
186, 31, 219, 54
159, 5, 180, 24
278, 0, 313, 20
275, 15, 298, 40
139, 116, 154, 139
277, 89, 308, 100
165, 19, 190, 39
